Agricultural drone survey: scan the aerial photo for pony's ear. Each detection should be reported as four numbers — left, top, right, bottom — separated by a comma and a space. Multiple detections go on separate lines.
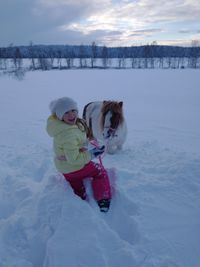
103, 100, 110, 106
119, 101, 123, 107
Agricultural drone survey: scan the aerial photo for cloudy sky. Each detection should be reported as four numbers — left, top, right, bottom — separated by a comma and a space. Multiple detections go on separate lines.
1, 0, 200, 47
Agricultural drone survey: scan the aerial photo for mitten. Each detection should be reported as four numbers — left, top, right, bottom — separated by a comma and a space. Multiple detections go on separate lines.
90, 145, 105, 159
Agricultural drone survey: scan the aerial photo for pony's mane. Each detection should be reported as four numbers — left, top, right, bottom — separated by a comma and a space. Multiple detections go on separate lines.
100, 101, 124, 130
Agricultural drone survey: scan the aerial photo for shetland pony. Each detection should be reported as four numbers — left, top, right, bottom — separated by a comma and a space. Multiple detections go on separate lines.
83, 101, 127, 154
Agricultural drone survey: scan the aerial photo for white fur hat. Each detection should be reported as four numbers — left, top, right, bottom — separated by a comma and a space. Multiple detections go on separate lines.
49, 97, 78, 120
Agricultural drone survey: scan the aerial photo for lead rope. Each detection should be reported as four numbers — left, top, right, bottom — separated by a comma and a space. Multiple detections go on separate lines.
90, 139, 114, 199
89, 139, 104, 167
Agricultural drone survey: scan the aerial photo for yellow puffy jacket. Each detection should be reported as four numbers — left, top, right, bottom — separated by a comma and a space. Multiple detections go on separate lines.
46, 115, 91, 173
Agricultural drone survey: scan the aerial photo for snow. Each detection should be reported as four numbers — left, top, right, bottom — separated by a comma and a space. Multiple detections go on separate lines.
0, 69, 200, 267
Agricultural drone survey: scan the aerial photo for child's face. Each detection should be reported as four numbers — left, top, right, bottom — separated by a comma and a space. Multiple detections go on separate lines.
63, 110, 78, 125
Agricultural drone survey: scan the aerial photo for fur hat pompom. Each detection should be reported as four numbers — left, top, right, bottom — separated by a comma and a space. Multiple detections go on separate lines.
49, 97, 78, 120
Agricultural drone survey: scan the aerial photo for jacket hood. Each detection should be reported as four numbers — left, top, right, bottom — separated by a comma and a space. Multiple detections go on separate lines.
46, 115, 77, 137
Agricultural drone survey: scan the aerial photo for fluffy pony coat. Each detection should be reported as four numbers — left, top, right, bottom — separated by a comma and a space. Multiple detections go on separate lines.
83, 101, 127, 154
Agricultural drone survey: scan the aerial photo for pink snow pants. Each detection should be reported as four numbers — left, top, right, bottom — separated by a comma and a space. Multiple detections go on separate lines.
63, 161, 111, 201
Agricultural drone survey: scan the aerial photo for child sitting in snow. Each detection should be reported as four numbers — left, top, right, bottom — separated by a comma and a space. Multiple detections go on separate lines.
46, 97, 111, 212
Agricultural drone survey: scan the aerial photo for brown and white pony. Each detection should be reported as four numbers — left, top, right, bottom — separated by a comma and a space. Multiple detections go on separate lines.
83, 101, 127, 154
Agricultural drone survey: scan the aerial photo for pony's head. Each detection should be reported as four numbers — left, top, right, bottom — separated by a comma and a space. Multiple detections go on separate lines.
100, 101, 124, 139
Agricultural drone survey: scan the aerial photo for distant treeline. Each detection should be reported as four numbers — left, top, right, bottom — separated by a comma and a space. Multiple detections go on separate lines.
0, 43, 200, 59
1, 42, 200, 74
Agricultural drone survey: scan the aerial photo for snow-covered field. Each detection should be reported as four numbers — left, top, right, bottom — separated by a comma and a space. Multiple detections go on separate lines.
0, 69, 200, 267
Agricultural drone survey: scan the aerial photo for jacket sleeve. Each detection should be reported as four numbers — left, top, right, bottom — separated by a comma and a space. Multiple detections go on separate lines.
46, 116, 55, 137
62, 133, 91, 166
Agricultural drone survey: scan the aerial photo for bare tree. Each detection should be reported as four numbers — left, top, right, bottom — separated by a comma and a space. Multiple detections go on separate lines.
79, 44, 86, 68
91, 41, 97, 68
12, 47, 22, 70
48, 47, 55, 68
56, 50, 62, 69
101, 45, 108, 68
189, 40, 200, 68
130, 46, 137, 68
65, 49, 74, 69
28, 41, 36, 70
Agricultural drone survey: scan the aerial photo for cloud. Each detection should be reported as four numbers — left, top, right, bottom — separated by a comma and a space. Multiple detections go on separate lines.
0, 0, 200, 46
58, 0, 200, 46
0, 0, 110, 45
179, 29, 191, 34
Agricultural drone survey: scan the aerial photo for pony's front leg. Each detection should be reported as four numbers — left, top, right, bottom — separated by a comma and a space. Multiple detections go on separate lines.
117, 144, 123, 150
106, 142, 118, 154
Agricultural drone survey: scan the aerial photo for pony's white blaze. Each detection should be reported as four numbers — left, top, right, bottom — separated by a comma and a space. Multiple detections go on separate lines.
83, 101, 127, 154
103, 111, 112, 138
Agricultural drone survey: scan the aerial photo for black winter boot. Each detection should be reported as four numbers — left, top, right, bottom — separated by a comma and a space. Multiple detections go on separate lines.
97, 199, 110, 212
